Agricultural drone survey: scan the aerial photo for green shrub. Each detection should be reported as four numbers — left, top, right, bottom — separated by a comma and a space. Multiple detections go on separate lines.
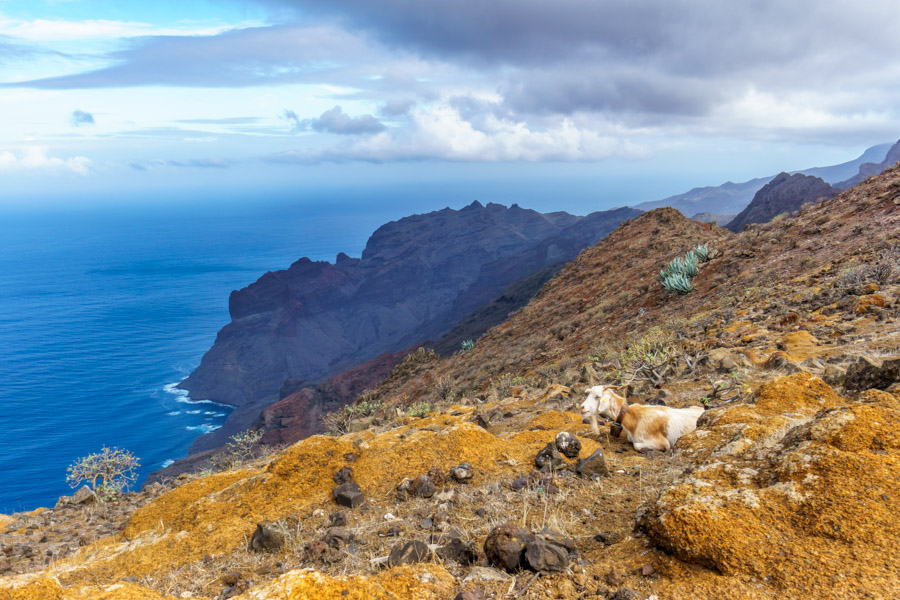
407, 401, 433, 418
66, 446, 140, 501
460, 339, 475, 352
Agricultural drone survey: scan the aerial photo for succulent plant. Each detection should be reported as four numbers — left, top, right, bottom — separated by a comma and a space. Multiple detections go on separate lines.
661, 272, 694, 294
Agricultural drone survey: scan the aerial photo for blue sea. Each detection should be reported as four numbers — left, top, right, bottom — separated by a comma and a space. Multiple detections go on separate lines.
0, 196, 432, 513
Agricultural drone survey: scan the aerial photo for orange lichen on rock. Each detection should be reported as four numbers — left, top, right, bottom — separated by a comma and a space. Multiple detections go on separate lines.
855, 294, 886, 314
781, 330, 820, 360
233, 564, 454, 600
525, 410, 584, 431
0, 576, 172, 600
641, 374, 900, 598
48, 410, 594, 589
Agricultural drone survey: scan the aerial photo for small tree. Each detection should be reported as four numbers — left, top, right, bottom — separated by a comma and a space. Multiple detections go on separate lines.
66, 446, 140, 501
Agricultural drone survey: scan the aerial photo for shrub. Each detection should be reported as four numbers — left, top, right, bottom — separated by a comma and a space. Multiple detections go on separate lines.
460, 339, 475, 352
66, 446, 140, 501
436, 378, 456, 402
609, 327, 681, 387
210, 429, 264, 471
407, 401, 433, 418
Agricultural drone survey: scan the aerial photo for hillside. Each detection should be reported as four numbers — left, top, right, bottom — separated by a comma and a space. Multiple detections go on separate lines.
179, 202, 640, 451
2, 168, 900, 600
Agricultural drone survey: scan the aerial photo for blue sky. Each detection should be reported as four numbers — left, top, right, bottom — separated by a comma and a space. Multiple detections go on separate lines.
2, 0, 899, 210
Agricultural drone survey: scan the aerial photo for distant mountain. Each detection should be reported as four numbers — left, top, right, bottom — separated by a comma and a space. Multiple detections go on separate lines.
634, 142, 892, 218
799, 142, 893, 183
690, 212, 737, 226
835, 140, 900, 189
725, 172, 836, 232
635, 177, 771, 217
179, 201, 641, 451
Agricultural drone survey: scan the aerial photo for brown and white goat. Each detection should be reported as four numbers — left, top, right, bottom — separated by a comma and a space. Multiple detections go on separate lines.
579, 385, 703, 452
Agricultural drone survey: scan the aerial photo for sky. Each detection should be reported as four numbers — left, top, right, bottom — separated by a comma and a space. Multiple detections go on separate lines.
2, 0, 900, 210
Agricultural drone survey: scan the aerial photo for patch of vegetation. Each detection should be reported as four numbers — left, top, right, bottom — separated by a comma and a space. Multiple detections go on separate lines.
66, 446, 140, 502
407, 401, 433, 418
460, 339, 475, 352
210, 429, 264, 471
659, 245, 715, 294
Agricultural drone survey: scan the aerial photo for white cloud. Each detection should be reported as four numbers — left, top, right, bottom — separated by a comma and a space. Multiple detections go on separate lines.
0, 13, 254, 42
0, 147, 91, 174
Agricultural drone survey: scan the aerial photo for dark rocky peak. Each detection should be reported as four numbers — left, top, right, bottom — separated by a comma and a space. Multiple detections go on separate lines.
725, 172, 836, 232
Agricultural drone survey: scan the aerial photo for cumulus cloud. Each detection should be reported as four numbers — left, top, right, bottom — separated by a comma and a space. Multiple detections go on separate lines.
0, 148, 91, 174
266, 102, 646, 163
70, 110, 95, 126
309, 106, 385, 135
283, 106, 385, 135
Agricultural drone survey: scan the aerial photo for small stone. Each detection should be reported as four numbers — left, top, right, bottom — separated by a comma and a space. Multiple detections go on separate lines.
450, 462, 474, 483
408, 474, 436, 498
483, 524, 535, 572
612, 588, 639, 600
524, 539, 568, 572
475, 507, 486, 517
249, 521, 288, 553
71, 486, 98, 505
593, 532, 621, 546
555, 432, 582, 458
639, 563, 655, 576
454, 591, 485, 600
427, 467, 447, 487
328, 511, 347, 527
605, 566, 627, 587
510, 476, 528, 491
333, 482, 364, 508
333, 466, 354, 485
221, 572, 241, 586
437, 538, 478, 565
576, 449, 610, 478
322, 528, 355, 549
343, 452, 358, 463
535, 442, 567, 471
388, 540, 430, 566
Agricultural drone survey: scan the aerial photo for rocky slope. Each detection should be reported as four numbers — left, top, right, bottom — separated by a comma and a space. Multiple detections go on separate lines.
179, 201, 640, 451
3, 167, 900, 600
724, 171, 836, 232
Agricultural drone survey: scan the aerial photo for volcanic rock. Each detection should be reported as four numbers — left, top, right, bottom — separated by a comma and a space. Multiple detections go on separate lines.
575, 449, 610, 478
387, 540, 430, 567
483, 524, 535, 572
726, 172, 836, 232
249, 521, 289, 553
333, 482, 364, 508
555, 431, 582, 458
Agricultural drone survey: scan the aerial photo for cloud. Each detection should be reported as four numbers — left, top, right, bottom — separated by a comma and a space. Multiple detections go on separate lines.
174, 117, 261, 125
283, 106, 385, 135
265, 102, 646, 163
308, 106, 385, 135
5, 24, 377, 89
0, 147, 91, 174
70, 109, 94, 126
129, 158, 237, 170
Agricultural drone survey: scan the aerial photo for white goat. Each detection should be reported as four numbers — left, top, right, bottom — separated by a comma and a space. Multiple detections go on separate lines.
579, 385, 703, 452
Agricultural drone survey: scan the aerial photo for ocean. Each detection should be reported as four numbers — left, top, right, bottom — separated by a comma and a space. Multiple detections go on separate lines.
0, 197, 418, 513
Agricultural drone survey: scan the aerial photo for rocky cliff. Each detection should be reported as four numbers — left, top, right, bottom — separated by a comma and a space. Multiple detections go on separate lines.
725, 171, 836, 232
179, 201, 640, 450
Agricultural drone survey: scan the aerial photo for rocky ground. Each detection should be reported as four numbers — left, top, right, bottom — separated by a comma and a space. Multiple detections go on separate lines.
2, 168, 900, 599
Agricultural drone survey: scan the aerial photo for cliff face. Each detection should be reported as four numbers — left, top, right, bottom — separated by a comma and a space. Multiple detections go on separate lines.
725, 171, 836, 232
179, 201, 641, 410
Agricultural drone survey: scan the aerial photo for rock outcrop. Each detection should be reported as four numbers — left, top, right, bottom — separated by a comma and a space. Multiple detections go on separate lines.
725, 172, 836, 232
179, 201, 639, 451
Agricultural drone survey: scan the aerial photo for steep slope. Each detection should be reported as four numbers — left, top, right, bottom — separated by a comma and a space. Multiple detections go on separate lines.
836, 138, 900, 188
725, 171, 836, 232
180, 201, 640, 450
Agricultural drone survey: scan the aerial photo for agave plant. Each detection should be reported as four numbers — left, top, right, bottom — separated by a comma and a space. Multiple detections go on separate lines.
693, 244, 710, 262
661, 272, 694, 294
